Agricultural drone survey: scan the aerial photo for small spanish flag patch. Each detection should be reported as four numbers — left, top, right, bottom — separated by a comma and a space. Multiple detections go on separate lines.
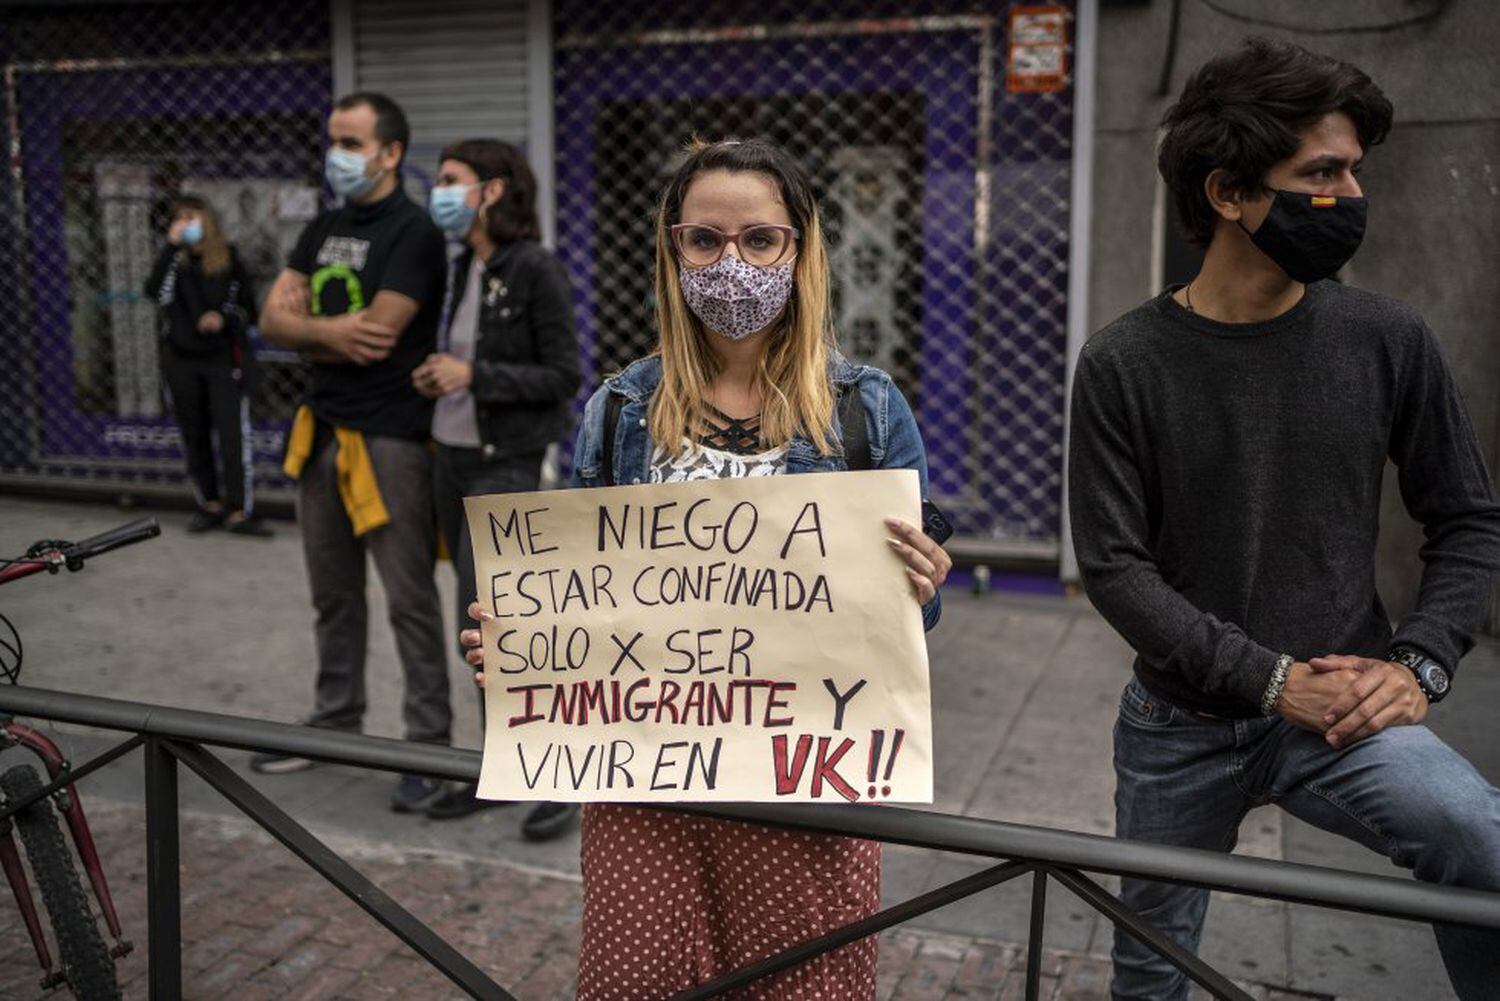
1310, 196, 1337, 207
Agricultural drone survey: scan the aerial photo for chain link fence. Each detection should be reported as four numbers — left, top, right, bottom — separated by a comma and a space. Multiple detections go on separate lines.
0, 0, 331, 501
554, 0, 1076, 551
2, 0, 1076, 553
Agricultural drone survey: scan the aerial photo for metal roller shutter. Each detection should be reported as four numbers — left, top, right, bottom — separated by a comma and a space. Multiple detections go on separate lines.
351, 0, 531, 164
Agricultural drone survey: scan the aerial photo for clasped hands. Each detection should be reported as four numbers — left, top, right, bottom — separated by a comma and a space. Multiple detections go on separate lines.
411, 353, 472, 398
1279, 655, 1428, 749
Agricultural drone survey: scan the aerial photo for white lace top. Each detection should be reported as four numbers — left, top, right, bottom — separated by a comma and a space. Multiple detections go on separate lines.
649, 440, 788, 482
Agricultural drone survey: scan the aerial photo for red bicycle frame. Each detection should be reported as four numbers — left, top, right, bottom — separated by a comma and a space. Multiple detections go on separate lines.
0, 722, 133, 982
0, 518, 158, 984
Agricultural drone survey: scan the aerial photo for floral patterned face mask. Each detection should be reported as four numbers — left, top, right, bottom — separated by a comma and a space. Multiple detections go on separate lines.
678, 253, 794, 340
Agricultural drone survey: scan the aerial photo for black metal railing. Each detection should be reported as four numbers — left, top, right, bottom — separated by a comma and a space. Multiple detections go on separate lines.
3, 684, 1500, 1001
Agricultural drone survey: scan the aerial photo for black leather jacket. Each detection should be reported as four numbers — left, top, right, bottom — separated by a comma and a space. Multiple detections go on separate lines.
446, 239, 581, 460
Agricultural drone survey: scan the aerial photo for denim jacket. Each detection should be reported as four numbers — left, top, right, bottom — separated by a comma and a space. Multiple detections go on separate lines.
570, 353, 942, 630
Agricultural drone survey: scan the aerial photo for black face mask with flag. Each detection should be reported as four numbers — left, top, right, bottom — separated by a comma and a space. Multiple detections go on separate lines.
1239, 189, 1368, 284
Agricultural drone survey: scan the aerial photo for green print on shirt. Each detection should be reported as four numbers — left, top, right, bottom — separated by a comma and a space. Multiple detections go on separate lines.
309, 263, 365, 315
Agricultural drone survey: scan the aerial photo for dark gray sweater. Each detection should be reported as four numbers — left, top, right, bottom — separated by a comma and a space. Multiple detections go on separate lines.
1069, 281, 1500, 718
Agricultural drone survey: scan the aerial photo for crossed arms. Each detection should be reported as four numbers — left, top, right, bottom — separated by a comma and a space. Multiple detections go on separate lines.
258, 267, 419, 365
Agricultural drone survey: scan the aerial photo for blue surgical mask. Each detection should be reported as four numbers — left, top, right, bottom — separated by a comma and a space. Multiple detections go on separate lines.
325, 146, 381, 200
180, 220, 204, 246
428, 184, 478, 234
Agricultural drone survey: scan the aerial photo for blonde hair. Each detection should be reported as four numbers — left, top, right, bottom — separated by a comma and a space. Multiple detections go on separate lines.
172, 194, 232, 278
649, 138, 839, 455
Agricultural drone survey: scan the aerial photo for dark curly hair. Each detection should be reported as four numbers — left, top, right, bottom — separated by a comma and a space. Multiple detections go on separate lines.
1158, 37, 1393, 246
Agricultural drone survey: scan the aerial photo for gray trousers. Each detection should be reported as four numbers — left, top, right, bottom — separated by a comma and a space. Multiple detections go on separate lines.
297, 434, 451, 744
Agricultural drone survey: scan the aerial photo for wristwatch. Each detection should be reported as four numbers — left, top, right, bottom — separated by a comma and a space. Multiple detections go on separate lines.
1389, 646, 1451, 704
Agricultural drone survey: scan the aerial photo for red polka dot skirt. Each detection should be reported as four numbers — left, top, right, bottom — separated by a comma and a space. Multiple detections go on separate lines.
576, 804, 880, 1000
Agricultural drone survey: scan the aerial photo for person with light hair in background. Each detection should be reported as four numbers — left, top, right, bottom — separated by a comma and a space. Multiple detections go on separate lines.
145, 193, 268, 537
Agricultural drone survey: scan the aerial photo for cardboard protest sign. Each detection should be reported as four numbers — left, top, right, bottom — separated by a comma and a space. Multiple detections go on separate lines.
464, 470, 933, 803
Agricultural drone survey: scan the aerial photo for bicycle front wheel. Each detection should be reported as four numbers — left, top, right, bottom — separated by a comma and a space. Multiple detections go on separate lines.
1, 764, 121, 1000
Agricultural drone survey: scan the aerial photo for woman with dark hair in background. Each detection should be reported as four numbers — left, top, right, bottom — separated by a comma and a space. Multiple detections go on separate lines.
145, 193, 270, 537
416, 139, 582, 834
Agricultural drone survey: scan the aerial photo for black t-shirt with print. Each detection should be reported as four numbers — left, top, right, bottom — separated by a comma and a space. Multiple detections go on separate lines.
286, 187, 447, 440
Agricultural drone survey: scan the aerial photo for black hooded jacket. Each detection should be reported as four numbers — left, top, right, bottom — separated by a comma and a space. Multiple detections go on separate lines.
145, 245, 258, 365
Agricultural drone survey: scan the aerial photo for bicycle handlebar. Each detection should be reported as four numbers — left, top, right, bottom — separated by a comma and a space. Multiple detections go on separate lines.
62, 517, 160, 563
0, 517, 160, 586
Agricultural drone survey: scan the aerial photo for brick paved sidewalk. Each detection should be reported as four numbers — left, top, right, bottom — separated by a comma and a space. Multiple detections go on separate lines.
0, 803, 1327, 1001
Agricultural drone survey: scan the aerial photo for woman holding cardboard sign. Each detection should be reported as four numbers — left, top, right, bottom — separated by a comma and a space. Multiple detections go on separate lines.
462, 138, 950, 999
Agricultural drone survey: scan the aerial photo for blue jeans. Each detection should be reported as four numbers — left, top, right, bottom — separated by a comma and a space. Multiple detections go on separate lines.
1112, 677, 1500, 1001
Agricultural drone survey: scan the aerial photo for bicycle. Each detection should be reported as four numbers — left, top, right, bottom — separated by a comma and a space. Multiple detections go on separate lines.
1, 517, 160, 998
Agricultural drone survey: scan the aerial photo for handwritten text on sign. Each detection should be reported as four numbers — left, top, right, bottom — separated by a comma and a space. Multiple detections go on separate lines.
464, 470, 934, 803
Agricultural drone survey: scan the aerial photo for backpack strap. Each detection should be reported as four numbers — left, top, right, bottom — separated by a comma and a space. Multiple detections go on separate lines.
838, 383, 871, 471
601, 388, 625, 486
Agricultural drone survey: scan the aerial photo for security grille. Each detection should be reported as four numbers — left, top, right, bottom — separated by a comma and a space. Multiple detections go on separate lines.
0, 0, 332, 495
0, 0, 1077, 553
553, 0, 1076, 548
351, 0, 532, 169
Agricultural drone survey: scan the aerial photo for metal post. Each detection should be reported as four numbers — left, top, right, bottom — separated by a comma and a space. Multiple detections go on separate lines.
143, 736, 181, 1000
329, 0, 356, 97
1025, 868, 1048, 1000
527, 0, 557, 249
1058, 0, 1100, 583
